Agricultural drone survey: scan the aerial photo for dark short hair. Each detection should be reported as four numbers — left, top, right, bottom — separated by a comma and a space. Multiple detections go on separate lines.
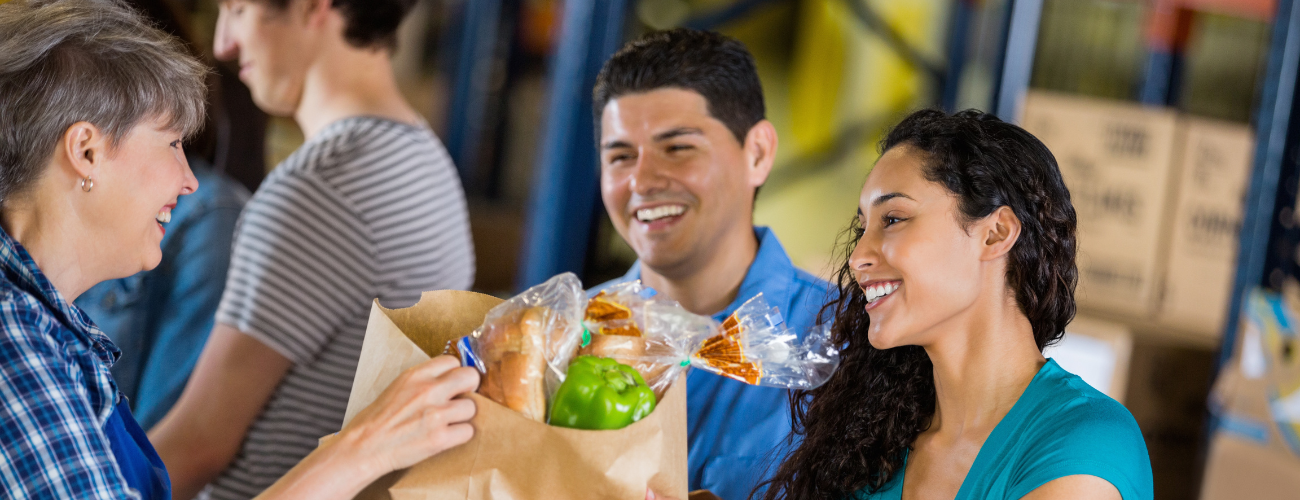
256, 0, 417, 50
593, 28, 766, 144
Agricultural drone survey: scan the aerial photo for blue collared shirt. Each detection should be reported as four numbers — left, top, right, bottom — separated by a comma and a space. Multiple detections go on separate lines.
0, 227, 138, 499
595, 226, 834, 500
76, 161, 249, 428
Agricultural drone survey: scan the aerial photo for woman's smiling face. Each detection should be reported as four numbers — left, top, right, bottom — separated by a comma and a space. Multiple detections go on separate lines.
849, 145, 989, 350
84, 116, 198, 278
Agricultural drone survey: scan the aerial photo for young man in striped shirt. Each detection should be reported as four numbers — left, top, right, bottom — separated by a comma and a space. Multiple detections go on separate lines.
149, 1, 475, 498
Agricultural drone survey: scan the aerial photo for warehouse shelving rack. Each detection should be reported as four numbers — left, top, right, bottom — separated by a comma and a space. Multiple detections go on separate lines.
1222, 0, 1300, 368
516, 0, 631, 290
492, 0, 1300, 370
490, 0, 1300, 494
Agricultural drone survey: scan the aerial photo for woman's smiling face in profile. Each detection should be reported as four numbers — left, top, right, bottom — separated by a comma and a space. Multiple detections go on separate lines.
81, 116, 198, 279
849, 145, 992, 350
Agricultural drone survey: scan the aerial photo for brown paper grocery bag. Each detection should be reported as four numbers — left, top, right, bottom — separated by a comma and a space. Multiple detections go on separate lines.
337, 290, 689, 500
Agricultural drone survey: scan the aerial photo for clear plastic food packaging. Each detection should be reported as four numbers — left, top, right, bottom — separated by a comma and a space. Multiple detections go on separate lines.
467, 277, 842, 426
687, 293, 840, 390
467, 272, 586, 422
577, 281, 690, 397
585, 287, 842, 394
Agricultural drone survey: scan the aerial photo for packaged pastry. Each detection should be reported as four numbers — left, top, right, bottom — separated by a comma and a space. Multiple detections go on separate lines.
687, 293, 840, 390
578, 282, 663, 386
580, 286, 841, 394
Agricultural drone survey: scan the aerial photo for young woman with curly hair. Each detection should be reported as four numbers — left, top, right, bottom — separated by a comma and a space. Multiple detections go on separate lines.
755, 109, 1154, 500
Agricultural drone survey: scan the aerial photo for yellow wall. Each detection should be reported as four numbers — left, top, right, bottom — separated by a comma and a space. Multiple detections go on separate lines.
743, 0, 948, 278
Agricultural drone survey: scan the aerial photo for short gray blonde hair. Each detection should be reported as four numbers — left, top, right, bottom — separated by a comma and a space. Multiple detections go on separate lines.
0, 0, 209, 203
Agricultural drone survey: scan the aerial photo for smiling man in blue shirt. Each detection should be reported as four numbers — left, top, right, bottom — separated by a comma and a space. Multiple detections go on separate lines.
591, 29, 833, 500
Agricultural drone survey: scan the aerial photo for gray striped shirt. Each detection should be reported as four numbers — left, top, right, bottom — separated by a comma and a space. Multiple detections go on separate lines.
202, 117, 474, 499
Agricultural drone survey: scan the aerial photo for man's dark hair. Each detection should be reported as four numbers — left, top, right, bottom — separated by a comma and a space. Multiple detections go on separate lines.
593, 28, 766, 144
257, 0, 416, 50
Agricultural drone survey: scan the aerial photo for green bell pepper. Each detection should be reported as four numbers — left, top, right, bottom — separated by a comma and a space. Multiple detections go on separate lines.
549, 355, 656, 430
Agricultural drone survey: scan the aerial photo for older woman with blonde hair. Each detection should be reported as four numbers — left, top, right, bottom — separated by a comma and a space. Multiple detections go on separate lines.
0, 1, 478, 498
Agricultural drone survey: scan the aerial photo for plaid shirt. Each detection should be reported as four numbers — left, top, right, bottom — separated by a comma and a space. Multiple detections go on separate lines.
0, 228, 138, 499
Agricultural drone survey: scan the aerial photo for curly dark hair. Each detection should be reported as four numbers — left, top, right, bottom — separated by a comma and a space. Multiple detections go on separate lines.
592, 28, 765, 144
758, 109, 1078, 499
254, 0, 417, 50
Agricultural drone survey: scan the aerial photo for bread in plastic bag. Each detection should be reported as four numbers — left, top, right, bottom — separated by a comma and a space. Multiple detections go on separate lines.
468, 272, 586, 421
636, 299, 720, 396
583, 281, 651, 337
577, 282, 669, 392
468, 276, 840, 425
579, 281, 718, 397
583, 286, 840, 393
688, 293, 840, 390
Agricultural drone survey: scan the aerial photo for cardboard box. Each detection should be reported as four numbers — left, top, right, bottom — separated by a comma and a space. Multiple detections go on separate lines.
1121, 339, 1215, 499
1201, 432, 1300, 500
1047, 315, 1134, 403
1200, 287, 1300, 499
1022, 91, 1181, 317
1157, 118, 1254, 339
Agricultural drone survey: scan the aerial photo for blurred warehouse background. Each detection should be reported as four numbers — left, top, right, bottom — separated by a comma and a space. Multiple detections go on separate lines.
152, 0, 1300, 498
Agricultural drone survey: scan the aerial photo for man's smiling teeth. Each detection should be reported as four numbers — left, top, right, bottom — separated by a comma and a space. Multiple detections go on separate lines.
156, 210, 171, 224
636, 205, 685, 222
864, 282, 899, 304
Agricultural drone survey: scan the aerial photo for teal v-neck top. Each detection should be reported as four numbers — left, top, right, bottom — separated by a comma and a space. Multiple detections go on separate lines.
855, 359, 1153, 500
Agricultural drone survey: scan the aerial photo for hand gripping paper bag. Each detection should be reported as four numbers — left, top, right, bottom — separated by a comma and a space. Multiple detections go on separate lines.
337, 274, 688, 500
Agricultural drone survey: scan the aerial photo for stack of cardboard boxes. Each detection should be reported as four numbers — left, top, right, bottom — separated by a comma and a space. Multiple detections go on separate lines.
1022, 90, 1255, 341
1200, 286, 1300, 499
1024, 93, 1181, 319
1050, 316, 1134, 403
1022, 90, 1259, 498
1162, 121, 1257, 335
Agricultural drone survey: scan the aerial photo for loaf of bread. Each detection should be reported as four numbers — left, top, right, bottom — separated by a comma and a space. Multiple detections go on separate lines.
477, 307, 550, 422
577, 334, 645, 367
578, 334, 673, 393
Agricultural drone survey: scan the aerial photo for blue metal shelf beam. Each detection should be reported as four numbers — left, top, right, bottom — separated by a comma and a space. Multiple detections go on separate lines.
517, 0, 629, 290
1138, 51, 1179, 105
684, 0, 785, 30
1222, 0, 1300, 366
991, 0, 1044, 122
443, 0, 505, 187
942, 0, 975, 112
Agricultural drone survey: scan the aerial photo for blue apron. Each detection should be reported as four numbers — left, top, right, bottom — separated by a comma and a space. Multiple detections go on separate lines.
104, 398, 171, 500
